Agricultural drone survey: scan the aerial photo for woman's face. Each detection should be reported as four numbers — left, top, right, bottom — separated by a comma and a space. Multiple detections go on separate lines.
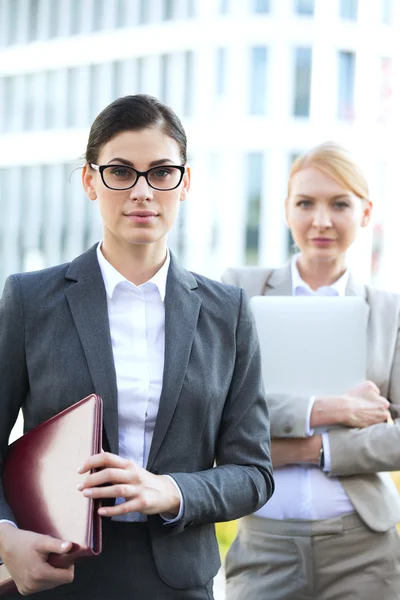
285, 167, 372, 263
82, 127, 190, 253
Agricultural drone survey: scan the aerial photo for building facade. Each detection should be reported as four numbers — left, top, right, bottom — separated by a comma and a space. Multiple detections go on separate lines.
0, 0, 399, 289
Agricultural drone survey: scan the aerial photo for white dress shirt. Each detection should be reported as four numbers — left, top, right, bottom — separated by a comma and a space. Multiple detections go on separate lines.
255, 254, 355, 520
96, 244, 182, 523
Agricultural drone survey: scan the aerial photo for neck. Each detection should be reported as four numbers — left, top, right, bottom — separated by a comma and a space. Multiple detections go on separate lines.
296, 255, 347, 291
101, 237, 168, 286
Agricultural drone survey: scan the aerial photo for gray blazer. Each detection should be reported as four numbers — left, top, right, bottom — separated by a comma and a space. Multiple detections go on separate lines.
0, 246, 274, 590
223, 264, 400, 532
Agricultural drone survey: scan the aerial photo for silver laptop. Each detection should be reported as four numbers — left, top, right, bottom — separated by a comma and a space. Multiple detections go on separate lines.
249, 296, 368, 397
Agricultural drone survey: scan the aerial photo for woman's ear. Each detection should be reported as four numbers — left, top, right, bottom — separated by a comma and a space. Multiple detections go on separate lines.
179, 166, 191, 202
361, 199, 373, 228
82, 164, 97, 201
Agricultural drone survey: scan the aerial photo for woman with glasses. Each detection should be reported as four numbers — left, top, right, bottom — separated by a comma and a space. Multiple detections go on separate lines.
223, 142, 400, 600
0, 94, 274, 599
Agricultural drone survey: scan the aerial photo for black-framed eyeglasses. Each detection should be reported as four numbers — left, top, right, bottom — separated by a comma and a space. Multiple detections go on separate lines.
90, 164, 185, 191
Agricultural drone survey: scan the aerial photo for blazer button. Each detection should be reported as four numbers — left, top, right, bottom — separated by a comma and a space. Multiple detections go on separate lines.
283, 425, 293, 434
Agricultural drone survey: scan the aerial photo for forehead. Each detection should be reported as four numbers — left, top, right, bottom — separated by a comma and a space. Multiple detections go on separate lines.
290, 167, 351, 198
98, 128, 181, 164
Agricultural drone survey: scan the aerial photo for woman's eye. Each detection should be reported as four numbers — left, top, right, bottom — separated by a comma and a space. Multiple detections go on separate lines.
111, 168, 130, 178
334, 202, 349, 209
153, 168, 170, 178
296, 200, 312, 208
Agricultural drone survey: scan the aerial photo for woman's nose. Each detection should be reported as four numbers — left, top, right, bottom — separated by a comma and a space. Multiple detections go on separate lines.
129, 175, 153, 201
312, 208, 332, 228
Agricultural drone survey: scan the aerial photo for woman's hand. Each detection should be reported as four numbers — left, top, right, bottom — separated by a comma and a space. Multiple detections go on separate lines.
0, 523, 74, 596
311, 380, 390, 429
77, 453, 181, 518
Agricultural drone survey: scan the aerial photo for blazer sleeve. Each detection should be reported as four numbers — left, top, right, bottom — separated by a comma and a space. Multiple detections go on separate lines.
0, 276, 29, 522
167, 289, 274, 533
222, 266, 312, 439
327, 323, 400, 476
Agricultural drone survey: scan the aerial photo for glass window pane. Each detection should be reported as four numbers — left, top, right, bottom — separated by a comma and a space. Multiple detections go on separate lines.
249, 46, 268, 115
220, 0, 229, 14
92, 0, 105, 31
381, 0, 393, 25
339, 0, 358, 20
44, 70, 58, 129
183, 50, 194, 117
338, 50, 355, 119
254, 0, 270, 12
28, 0, 40, 41
216, 47, 227, 96
7, 0, 19, 44
246, 153, 263, 265
163, 0, 174, 20
49, 0, 60, 37
70, 0, 83, 34
295, 0, 314, 16
187, 0, 195, 17
293, 47, 312, 117
115, 0, 127, 27
139, 0, 149, 23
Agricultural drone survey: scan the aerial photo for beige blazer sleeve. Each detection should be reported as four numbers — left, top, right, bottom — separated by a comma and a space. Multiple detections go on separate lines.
222, 266, 313, 438
327, 288, 400, 476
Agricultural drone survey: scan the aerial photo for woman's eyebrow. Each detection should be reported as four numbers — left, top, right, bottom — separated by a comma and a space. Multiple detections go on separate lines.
106, 158, 175, 167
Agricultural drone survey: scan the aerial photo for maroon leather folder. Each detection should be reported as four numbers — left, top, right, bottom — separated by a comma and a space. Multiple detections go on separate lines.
0, 394, 103, 596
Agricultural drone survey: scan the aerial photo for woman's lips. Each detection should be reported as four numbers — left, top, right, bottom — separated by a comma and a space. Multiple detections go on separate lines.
311, 238, 335, 247
125, 211, 158, 223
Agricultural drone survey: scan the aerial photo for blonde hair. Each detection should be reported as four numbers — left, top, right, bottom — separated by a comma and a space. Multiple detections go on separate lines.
288, 142, 369, 200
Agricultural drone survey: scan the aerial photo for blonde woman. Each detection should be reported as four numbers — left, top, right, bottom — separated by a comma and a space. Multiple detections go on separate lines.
223, 142, 400, 600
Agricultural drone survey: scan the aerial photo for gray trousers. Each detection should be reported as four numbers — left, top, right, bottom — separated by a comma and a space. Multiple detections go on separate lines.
8, 521, 214, 600
225, 512, 400, 600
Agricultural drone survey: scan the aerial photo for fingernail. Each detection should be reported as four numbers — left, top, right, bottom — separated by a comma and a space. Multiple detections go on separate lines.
61, 542, 70, 550
76, 483, 84, 491
83, 489, 93, 497
98, 508, 107, 515
77, 466, 83, 473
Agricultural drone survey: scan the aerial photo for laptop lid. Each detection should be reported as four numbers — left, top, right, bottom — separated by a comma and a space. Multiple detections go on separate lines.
249, 296, 368, 397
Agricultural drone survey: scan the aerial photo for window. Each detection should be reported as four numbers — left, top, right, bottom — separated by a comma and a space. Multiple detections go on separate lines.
44, 70, 58, 129
381, 0, 393, 25
293, 47, 312, 117
92, 0, 106, 31
295, 0, 314, 16
216, 48, 227, 96
139, 0, 149, 23
245, 153, 263, 265
339, 0, 358, 20
219, 0, 229, 14
254, 0, 270, 13
249, 47, 268, 115
338, 51, 356, 120
163, 0, 174, 20
378, 57, 393, 121
183, 51, 194, 117
160, 54, 171, 103
187, 0, 195, 17
28, 0, 40, 42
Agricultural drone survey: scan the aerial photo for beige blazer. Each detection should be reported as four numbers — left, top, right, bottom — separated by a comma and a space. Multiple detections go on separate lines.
222, 264, 400, 532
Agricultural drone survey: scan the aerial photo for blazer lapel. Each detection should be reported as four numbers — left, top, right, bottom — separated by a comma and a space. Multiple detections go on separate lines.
264, 264, 293, 296
147, 256, 201, 469
65, 246, 119, 455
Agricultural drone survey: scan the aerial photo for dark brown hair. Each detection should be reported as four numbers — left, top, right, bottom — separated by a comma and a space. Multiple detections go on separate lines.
85, 94, 187, 164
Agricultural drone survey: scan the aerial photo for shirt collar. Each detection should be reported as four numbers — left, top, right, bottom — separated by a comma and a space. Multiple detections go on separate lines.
96, 242, 170, 301
290, 253, 349, 297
